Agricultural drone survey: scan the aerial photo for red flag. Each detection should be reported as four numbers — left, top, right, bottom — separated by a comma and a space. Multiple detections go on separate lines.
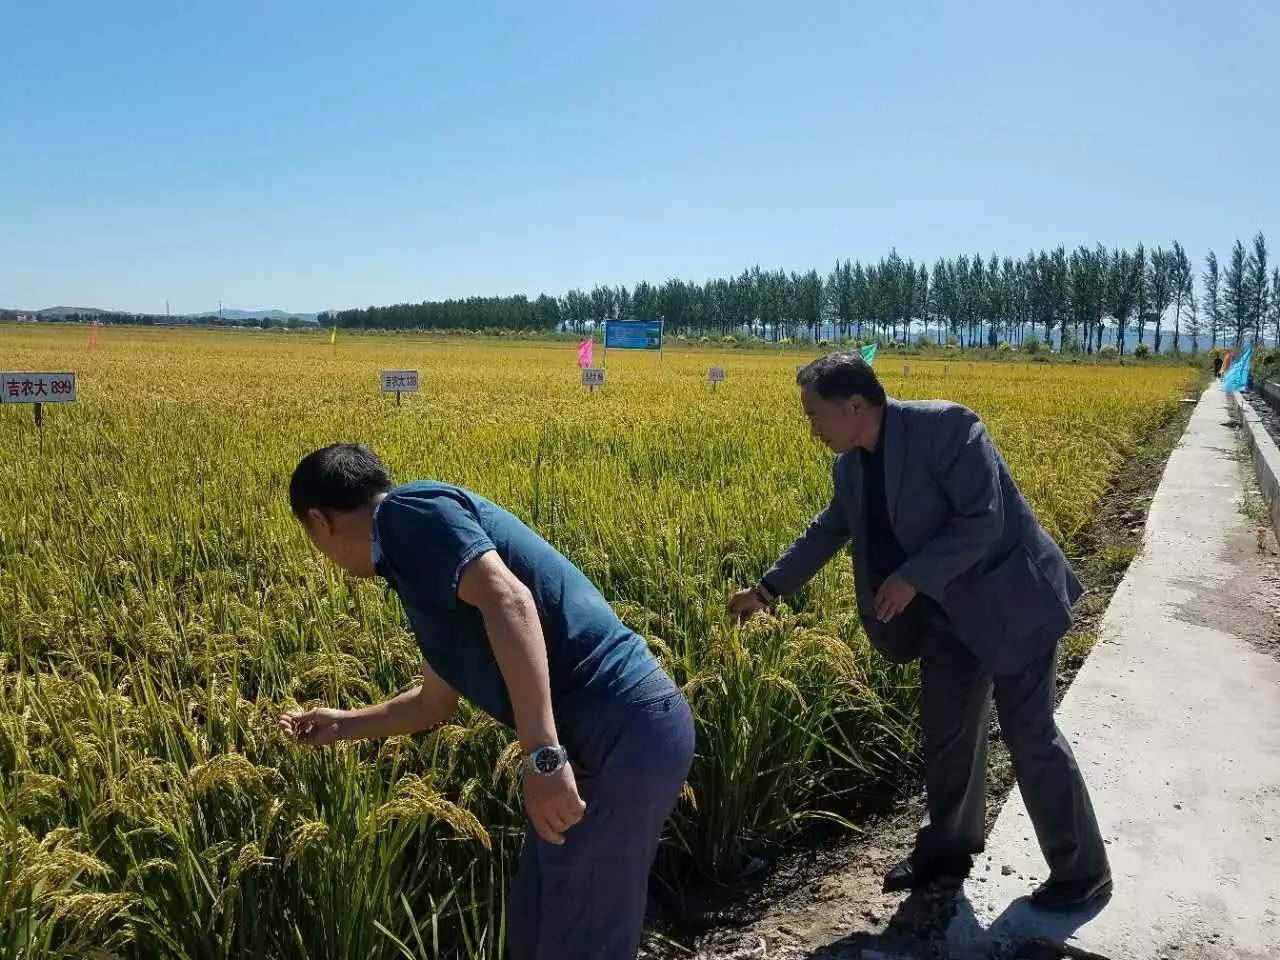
577, 337, 594, 368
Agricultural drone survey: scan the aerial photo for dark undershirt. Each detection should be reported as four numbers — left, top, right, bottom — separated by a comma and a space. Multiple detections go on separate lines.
762, 405, 907, 600
860, 407, 906, 582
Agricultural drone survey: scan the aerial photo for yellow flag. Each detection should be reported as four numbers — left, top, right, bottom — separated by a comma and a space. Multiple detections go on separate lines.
329, 325, 337, 345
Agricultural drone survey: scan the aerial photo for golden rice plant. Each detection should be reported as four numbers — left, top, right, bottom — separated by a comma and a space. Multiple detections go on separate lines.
1, 325, 1192, 957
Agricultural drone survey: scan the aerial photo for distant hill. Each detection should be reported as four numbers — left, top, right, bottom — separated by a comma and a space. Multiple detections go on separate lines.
17, 305, 318, 323
36, 306, 123, 317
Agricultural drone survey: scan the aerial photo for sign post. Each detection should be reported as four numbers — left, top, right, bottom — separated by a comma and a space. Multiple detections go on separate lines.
581, 367, 605, 393
380, 369, 420, 407
2, 371, 77, 454
708, 366, 726, 392
603, 320, 664, 364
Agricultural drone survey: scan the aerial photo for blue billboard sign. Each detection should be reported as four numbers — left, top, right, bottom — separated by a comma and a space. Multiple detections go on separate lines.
604, 320, 663, 350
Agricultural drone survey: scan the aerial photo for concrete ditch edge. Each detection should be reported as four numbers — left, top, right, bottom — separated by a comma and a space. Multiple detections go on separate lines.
1260, 378, 1280, 411
1227, 387, 1280, 538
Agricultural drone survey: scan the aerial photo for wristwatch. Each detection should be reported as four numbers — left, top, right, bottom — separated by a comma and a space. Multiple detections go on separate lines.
523, 745, 569, 776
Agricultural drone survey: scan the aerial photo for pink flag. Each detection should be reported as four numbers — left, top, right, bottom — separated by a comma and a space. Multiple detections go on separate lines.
577, 337, 594, 368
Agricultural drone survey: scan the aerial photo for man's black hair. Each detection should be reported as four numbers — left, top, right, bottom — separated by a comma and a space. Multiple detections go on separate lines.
289, 443, 392, 520
796, 350, 887, 405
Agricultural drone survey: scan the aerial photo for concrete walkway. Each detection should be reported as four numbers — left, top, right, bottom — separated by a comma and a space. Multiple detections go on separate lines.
947, 385, 1280, 959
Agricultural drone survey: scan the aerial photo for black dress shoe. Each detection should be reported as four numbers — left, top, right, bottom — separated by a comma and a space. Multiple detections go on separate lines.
1030, 872, 1113, 911
882, 853, 974, 893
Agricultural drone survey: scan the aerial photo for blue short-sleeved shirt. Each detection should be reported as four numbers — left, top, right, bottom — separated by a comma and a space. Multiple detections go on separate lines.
371, 481, 658, 728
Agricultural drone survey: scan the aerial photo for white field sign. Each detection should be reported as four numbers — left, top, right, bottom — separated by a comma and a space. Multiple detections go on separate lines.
2, 371, 77, 404
380, 370, 420, 394
708, 366, 726, 384
581, 367, 605, 388
3, 371, 77, 454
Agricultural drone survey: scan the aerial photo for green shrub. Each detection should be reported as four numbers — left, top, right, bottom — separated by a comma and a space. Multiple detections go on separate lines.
1134, 342, 1152, 359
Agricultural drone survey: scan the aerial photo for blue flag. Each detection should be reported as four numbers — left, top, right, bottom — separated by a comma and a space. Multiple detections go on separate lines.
1222, 343, 1252, 392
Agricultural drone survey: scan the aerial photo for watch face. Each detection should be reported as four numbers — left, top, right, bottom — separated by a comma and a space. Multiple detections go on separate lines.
532, 747, 564, 774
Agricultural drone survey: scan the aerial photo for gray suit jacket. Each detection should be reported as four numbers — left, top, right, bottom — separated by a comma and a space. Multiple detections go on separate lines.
764, 398, 1082, 676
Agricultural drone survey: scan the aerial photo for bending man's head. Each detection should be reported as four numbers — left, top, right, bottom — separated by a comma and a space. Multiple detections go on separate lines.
289, 443, 391, 577
795, 351, 886, 453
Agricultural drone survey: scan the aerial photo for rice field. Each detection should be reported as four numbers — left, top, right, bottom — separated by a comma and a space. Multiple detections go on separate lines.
0, 325, 1193, 959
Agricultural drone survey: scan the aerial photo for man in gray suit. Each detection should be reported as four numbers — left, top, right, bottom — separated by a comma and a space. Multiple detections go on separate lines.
729, 350, 1111, 910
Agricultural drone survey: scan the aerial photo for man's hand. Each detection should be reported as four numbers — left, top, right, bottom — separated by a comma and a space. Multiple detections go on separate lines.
524, 764, 587, 845
278, 669, 458, 747
874, 575, 917, 623
279, 707, 346, 746
728, 586, 769, 624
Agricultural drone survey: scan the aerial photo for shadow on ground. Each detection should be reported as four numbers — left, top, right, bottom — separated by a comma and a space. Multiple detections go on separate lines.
803, 882, 1111, 960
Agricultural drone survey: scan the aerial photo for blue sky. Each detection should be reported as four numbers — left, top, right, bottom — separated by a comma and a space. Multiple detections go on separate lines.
2, 1, 1276, 314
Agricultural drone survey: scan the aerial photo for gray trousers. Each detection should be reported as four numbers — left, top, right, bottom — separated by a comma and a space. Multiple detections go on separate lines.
910, 598, 1109, 883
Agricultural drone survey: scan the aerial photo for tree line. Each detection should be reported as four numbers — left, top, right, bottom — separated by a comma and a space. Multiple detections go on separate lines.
320, 234, 1276, 354
15, 235, 1275, 353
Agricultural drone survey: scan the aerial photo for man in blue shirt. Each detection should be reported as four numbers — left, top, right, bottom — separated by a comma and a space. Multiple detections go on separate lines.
279, 443, 694, 959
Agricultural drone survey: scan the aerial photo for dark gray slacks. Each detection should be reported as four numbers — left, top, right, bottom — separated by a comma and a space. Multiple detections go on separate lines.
909, 599, 1110, 883
507, 670, 695, 960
